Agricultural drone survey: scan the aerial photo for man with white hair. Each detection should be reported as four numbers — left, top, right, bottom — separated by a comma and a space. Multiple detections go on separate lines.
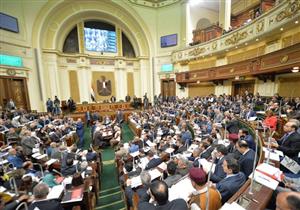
28, 183, 64, 210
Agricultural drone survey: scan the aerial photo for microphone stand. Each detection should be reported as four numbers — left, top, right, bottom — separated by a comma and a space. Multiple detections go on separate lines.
205, 156, 215, 210
249, 130, 259, 195
266, 130, 276, 164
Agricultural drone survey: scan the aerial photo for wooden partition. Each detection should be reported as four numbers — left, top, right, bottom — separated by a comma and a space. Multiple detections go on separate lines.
75, 102, 132, 113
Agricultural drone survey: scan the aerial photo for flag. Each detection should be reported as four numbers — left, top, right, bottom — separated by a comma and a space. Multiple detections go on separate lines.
91, 85, 96, 102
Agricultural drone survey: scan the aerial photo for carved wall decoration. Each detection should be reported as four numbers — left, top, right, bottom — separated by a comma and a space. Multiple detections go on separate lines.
280, 55, 289, 63
276, 0, 300, 22
66, 58, 77, 63
225, 31, 248, 46
6, 69, 16, 76
212, 42, 217, 50
188, 47, 206, 56
256, 21, 264, 33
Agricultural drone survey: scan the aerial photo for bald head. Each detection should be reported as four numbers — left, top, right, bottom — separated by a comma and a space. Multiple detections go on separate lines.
276, 192, 300, 210
150, 181, 168, 205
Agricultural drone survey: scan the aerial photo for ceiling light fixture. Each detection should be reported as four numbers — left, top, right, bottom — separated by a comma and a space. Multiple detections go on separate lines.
292, 67, 299, 73
280, 28, 283, 31
295, 20, 299, 24
256, 38, 259, 41
235, 76, 239, 80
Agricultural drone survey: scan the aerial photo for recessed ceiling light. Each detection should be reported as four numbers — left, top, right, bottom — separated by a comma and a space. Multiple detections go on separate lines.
295, 20, 299, 24
245, 43, 248, 45
280, 28, 283, 31
256, 38, 259, 41
235, 46, 238, 49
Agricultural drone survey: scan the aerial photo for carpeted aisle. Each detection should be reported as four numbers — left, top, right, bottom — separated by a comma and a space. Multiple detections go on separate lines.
96, 123, 135, 210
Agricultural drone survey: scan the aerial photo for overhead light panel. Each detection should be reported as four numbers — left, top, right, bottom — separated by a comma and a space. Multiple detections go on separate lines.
292, 66, 299, 73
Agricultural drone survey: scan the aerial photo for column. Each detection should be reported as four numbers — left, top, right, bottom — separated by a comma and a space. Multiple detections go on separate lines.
57, 66, 70, 100
139, 59, 152, 100
77, 57, 91, 103
219, 0, 232, 31
181, 1, 189, 47
43, 53, 60, 98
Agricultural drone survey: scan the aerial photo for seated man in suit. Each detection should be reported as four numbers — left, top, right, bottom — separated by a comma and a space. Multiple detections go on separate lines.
7, 148, 24, 169
215, 156, 246, 204
125, 171, 151, 207
145, 150, 162, 170
138, 180, 188, 210
164, 161, 181, 188
189, 167, 222, 210
271, 119, 300, 162
210, 145, 228, 183
235, 140, 255, 177
29, 183, 64, 210
238, 128, 255, 151
175, 155, 192, 177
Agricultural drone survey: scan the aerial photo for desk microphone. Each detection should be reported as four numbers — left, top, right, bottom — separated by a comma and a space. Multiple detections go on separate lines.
266, 130, 276, 164
205, 156, 216, 210
249, 130, 259, 195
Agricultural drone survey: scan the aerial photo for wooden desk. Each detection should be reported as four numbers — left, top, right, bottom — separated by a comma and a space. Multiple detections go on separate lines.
228, 180, 274, 210
75, 102, 132, 113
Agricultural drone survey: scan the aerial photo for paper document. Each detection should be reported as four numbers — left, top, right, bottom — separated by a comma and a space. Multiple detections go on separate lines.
130, 151, 140, 157
47, 185, 64, 199
199, 158, 215, 173
168, 177, 194, 201
220, 202, 246, 210
165, 148, 175, 154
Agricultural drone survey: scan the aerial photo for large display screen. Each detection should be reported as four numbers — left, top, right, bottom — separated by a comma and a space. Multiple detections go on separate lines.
160, 34, 177, 48
84, 27, 117, 53
0, 13, 19, 33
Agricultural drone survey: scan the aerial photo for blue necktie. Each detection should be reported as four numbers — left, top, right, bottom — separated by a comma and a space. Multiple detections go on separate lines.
281, 133, 289, 145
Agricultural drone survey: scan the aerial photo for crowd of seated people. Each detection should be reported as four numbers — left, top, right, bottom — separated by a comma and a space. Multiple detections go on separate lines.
0, 106, 125, 210
115, 92, 300, 210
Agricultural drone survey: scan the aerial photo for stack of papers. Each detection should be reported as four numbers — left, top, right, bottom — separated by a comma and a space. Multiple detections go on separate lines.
165, 148, 175, 154
263, 147, 283, 161
157, 162, 167, 171
47, 185, 64, 199
249, 163, 283, 190
146, 140, 156, 147
199, 158, 215, 173
220, 202, 245, 210
169, 177, 194, 201
130, 151, 140, 158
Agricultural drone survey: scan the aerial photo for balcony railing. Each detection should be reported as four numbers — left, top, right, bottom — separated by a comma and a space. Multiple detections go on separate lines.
172, 0, 300, 64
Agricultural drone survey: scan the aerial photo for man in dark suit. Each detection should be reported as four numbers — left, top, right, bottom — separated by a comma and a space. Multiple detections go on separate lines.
238, 128, 256, 151
29, 183, 64, 210
211, 145, 228, 183
236, 140, 256, 177
116, 109, 124, 125
138, 180, 188, 210
145, 150, 162, 170
216, 156, 246, 204
125, 171, 151, 207
271, 120, 300, 162
243, 106, 256, 120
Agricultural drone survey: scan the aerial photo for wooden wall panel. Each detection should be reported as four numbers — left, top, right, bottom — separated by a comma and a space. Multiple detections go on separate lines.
92, 71, 115, 102
188, 84, 215, 97
69, 71, 80, 103
278, 77, 300, 97
127, 72, 134, 97
227, 46, 265, 64
189, 59, 216, 71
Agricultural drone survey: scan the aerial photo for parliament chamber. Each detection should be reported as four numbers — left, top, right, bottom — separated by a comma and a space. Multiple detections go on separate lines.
0, 0, 300, 210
